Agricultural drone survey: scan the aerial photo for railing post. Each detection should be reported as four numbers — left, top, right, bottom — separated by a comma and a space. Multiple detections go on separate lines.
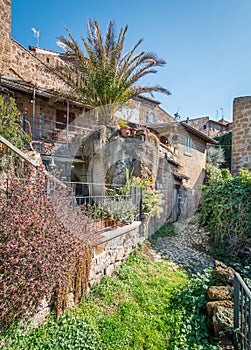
31, 114, 34, 140
234, 273, 240, 349
39, 114, 43, 139
139, 187, 143, 221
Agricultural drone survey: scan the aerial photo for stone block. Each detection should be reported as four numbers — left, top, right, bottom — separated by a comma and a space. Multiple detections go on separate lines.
212, 306, 234, 335
29, 307, 50, 329
116, 249, 125, 261
94, 243, 106, 256
105, 264, 115, 276
208, 286, 233, 301
214, 260, 235, 286
66, 292, 75, 309
207, 300, 234, 317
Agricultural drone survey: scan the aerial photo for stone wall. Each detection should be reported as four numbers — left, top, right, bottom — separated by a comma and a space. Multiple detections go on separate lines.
178, 130, 206, 217
30, 222, 144, 327
148, 156, 175, 235
89, 222, 144, 285
0, 0, 11, 41
0, 0, 68, 92
232, 96, 251, 176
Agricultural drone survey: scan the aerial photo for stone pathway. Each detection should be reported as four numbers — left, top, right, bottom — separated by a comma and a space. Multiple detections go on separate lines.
149, 217, 235, 349
149, 215, 214, 273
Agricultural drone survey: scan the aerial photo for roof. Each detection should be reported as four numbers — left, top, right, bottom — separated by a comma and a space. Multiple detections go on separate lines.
133, 95, 161, 105
180, 122, 217, 144
0, 76, 83, 107
147, 121, 217, 144
29, 46, 62, 56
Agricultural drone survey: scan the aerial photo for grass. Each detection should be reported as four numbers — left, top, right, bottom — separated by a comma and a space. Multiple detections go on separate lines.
1, 244, 219, 350
149, 223, 177, 240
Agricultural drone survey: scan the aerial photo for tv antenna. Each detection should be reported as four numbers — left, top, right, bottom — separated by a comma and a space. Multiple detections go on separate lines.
31, 27, 40, 47
220, 108, 224, 120
174, 107, 181, 120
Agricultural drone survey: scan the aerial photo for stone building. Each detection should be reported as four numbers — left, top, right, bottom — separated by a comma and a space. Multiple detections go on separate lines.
186, 116, 232, 138
231, 96, 251, 175
0, 0, 217, 224
148, 121, 216, 225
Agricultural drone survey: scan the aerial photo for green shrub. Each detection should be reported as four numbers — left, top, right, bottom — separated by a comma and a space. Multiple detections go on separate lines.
199, 169, 251, 276
150, 224, 176, 240
0, 96, 30, 150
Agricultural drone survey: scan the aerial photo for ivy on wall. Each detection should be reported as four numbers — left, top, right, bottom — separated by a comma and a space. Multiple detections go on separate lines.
214, 131, 232, 170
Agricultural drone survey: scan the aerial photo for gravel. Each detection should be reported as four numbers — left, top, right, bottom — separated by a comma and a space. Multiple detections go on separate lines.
150, 215, 214, 273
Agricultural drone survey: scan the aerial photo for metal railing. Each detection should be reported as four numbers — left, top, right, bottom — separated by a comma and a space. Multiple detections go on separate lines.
21, 114, 92, 143
3, 177, 142, 234
234, 272, 251, 349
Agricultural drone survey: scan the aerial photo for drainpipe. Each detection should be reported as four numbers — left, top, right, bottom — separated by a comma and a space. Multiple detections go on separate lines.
66, 100, 69, 138
32, 86, 36, 139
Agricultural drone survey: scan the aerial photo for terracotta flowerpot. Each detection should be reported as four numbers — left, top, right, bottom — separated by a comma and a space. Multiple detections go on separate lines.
120, 126, 131, 137
131, 128, 138, 135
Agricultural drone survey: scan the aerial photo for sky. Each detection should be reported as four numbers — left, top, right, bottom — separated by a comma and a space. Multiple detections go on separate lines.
11, 0, 251, 122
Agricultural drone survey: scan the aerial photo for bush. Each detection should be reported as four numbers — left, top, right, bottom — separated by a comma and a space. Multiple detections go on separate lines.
0, 167, 95, 330
0, 96, 30, 150
214, 132, 232, 169
199, 169, 251, 275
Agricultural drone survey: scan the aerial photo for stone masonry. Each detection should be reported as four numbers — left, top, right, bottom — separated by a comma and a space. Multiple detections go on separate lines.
0, 0, 69, 92
232, 96, 251, 176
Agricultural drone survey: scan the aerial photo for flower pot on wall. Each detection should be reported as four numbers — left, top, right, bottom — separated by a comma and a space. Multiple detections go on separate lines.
120, 125, 131, 137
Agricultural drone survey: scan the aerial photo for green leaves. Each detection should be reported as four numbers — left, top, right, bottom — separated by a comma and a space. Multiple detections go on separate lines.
199, 169, 251, 276
0, 96, 30, 150
54, 19, 170, 122
2, 247, 218, 349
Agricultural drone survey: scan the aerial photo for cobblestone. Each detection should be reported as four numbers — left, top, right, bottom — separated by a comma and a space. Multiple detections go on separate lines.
150, 215, 214, 273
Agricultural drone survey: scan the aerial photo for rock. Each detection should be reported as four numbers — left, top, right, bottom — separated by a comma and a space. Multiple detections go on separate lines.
207, 300, 234, 317
66, 292, 75, 309
208, 286, 234, 301
212, 306, 234, 335
28, 307, 51, 329
214, 260, 235, 286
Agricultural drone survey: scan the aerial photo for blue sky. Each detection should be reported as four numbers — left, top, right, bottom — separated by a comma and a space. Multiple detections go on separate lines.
11, 0, 251, 122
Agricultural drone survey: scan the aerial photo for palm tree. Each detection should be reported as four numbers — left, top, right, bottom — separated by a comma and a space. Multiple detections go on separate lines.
55, 19, 170, 124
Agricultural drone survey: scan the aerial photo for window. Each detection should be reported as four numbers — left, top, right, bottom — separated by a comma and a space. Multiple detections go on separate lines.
147, 112, 157, 123
185, 136, 192, 155
56, 110, 75, 129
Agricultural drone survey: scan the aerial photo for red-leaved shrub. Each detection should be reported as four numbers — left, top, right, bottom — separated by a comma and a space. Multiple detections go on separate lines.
0, 166, 97, 330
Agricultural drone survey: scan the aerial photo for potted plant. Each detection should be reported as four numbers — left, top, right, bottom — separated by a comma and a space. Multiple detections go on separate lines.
119, 120, 131, 137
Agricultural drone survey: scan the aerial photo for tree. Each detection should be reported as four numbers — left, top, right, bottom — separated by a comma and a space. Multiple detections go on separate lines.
205, 146, 226, 183
0, 96, 30, 150
214, 132, 232, 169
55, 19, 170, 123
206, 146, 225, 167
